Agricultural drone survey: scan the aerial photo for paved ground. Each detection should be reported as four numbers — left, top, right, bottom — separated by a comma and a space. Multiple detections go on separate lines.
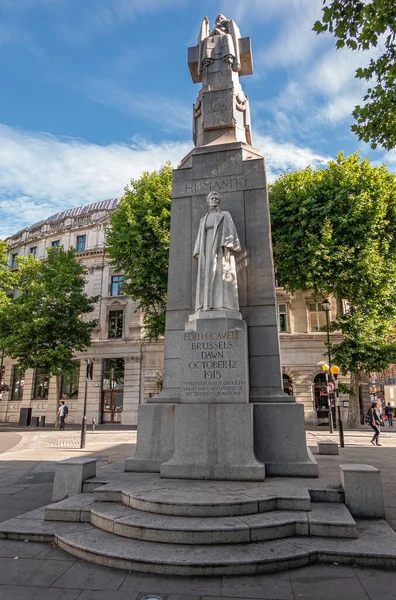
1, 426, 396, 599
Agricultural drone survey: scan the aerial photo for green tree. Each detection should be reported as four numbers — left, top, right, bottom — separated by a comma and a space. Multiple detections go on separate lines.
105, 164, 172, 340
270, 152, 396, 425
2, 246, 99, 377
0, 240, 16, 385
313, 0, 396, 150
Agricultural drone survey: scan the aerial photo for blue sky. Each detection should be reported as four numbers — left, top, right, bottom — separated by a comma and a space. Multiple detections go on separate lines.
0, 0, 394, 238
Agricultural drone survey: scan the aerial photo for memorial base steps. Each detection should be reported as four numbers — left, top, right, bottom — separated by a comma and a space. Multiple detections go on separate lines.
1, 478, 396, 575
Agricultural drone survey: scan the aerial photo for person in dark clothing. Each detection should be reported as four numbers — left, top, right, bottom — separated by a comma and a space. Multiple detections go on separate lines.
368, 401, 384, 446
385, 402, 394, 427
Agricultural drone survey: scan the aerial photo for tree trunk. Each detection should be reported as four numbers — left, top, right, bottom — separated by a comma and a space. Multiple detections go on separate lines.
347, 371, 361, 428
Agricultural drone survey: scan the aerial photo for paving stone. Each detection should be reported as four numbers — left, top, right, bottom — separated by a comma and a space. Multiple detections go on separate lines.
119, 572, 222, 595
77, 592, 139, 600
290, 564, 369, 600
1, 498, 52, 512
353, 567, 396, 600
51, 559, 127, 590
0, 585, 81, 600
0, 509, 30, 523
168, 595, 201, 600
0, 539, 47, 558
0, 557, 74, 586
219, 571, 294, 599
0, 487, 26, 495
35, 545, 79, 561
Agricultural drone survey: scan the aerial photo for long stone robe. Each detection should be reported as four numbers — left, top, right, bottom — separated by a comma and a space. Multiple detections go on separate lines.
193, 209, 241, 312
198, 19, 242, 76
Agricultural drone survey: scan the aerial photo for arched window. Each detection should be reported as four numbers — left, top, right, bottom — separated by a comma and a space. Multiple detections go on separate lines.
283, 374, 293, 396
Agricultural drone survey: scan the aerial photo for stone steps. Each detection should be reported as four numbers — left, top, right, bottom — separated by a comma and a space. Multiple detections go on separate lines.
55, 520, 396, 576
93, 483, 312, 516
43, 492, 357, 544
90, 501, 356, 544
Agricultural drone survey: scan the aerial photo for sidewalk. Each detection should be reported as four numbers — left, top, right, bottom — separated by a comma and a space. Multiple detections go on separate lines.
1, 428, 396, 599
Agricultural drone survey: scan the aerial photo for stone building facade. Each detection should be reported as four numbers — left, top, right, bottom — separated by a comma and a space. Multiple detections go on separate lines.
0, 199, 164, 426
0, 199, 347, 426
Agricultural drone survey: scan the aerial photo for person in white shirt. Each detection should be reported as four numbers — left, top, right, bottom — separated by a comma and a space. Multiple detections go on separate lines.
57, 401, 68, 430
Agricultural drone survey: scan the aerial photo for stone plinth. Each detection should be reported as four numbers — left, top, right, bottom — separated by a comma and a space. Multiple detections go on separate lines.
254, 403, 318, 477
181, 317, 248, 404
52, 457, 96, 502
318, 441, 339, 455
340, 464, 385, 518
160, 403, 265, 481
125, 404, 175, 473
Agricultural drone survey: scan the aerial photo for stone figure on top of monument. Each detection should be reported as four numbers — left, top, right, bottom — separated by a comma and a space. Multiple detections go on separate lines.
188, 15, 253, 147
197, 14, 242, 76
193, 191, 241, 315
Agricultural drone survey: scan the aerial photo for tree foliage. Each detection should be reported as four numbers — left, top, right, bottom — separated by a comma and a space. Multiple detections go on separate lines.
0, 240, 15, 310
313, 0, 396, 150
105, 164, 172, 340
2, 247, 98, 375
270, 153, 396, 424
0, 240, 16, 356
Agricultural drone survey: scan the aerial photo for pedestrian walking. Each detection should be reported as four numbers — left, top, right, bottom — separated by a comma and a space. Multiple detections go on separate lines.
385, 402, 394, 427
57, 400, 69, 431
367, 401, 384, 446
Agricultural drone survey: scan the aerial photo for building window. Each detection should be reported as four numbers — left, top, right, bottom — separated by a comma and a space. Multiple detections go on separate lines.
33, 369, 50, 399
60, 361, 80, 399
308, 302, 327, 332
10, 365, 25, 401
11, 253, 18, 269
29, 247, 37, 257
102, 358, 124, 390
108, 310, 123, 338
278, 304, 288, 332
76, 235, 86, 252
102, 359, 124, 423
51, 240, 60, 248
110, 275, 124, 296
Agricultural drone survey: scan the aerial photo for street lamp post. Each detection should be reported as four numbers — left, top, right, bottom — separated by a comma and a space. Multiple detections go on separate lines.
321, 298, 335, 434
321, 363, 334, 433
331, 364, 345, 448
80, 359, 93, 449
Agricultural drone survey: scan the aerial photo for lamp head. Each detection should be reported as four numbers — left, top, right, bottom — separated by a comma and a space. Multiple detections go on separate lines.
321, 363, 329, 371
321, 299, 331, 312
330, 365, 341, 375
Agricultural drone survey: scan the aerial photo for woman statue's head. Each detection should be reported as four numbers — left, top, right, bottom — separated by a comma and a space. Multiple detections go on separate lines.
215, 14, 227, 27
207, 191, 221, 209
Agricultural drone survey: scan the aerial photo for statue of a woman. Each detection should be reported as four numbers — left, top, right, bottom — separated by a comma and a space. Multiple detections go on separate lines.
198, 14, 242, 77
193, 191, 241, 312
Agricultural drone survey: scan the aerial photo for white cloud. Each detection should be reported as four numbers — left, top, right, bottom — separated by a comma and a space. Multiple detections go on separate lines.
254, 134, 330, 181
255, 1, 327, 70
0, 124, 330, 239
0, 124, 191, 238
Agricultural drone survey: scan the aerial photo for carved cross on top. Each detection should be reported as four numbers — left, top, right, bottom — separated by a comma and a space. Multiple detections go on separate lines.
188, 37, 253, 84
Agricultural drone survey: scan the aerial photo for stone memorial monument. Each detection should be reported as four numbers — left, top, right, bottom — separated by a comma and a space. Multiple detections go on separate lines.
126, 14, 317, 479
